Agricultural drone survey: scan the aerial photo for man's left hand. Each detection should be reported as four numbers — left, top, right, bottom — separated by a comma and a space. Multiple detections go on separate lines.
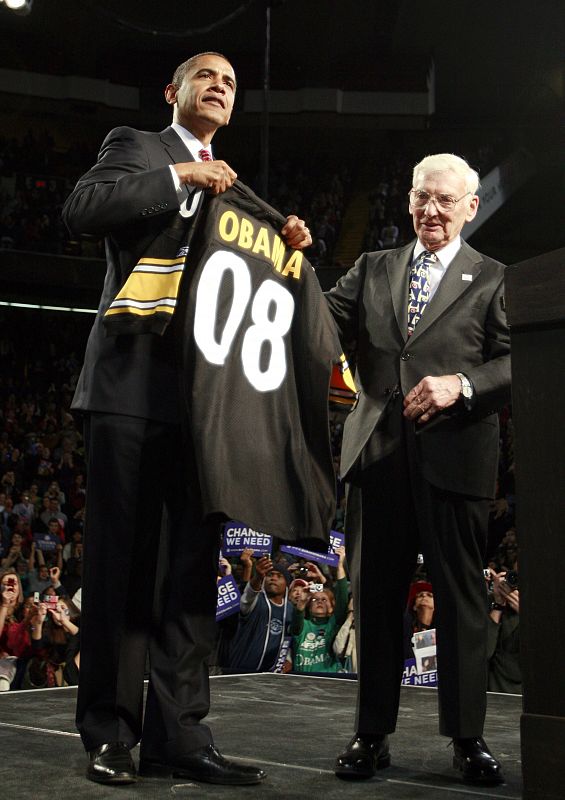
403, 375, 461, 424
281, 215, 312, 250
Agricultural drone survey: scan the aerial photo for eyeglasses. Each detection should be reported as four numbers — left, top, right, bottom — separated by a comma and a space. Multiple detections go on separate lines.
409, 189, 472, 212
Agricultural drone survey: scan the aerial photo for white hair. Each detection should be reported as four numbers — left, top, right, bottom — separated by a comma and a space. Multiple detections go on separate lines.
412, 153, 480, 194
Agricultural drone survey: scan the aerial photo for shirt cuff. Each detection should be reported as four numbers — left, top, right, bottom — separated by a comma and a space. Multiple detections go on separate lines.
168, 164, 195, 199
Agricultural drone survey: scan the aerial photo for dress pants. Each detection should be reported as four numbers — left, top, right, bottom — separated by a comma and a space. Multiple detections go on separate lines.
77, 412, 221, 756
345, 427, 490, 739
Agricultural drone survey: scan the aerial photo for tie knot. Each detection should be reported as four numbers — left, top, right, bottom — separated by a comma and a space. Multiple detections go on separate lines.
198, 148, 212, 162
415, 250, 438, 266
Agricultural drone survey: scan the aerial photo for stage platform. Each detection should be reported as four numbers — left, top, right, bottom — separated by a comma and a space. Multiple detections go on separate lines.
0, 673, 522, 799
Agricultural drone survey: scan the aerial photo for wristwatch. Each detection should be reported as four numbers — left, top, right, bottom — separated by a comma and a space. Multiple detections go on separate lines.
490, 601, 505, 613
456, 372, 474, 410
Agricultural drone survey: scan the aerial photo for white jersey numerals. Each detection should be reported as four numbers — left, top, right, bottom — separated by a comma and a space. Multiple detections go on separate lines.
193, 250, 295, 392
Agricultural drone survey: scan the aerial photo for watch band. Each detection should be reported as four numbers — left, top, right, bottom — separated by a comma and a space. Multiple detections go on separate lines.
456, 372, 474, 410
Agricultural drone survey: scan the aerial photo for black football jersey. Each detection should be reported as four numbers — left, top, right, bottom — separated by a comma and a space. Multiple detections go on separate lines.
179, 182, 344, 543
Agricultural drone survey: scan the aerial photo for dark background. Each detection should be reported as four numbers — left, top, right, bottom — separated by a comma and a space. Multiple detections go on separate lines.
0, 0, 563, 286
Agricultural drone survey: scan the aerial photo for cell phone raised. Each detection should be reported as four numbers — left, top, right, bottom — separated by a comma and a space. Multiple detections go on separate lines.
43, 594, 59, 609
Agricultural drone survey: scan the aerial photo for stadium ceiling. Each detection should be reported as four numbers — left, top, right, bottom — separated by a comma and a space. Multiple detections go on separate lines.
0, 0, 563, 119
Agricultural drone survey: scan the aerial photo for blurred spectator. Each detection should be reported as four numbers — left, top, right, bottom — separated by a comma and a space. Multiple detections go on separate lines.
333, 595, 356, 672
0, 568, 33, 690
380, 219, 399, 249
1, 530, 29, 570
13, 489, 35, 527
486, 566, 521, 693
228, 555, 293, 673
26, 594, 80, 688
27, 545, 65, 594
289, 546, 348, 673
404, 581, 435, 659
39, 497, 68, 531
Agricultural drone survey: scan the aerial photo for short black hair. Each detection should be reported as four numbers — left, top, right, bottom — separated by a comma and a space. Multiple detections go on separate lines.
171, 52, 232, 88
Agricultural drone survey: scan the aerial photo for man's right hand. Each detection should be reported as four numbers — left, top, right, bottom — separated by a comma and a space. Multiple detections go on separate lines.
254, 556, 274, 580
173, 161, 237, 195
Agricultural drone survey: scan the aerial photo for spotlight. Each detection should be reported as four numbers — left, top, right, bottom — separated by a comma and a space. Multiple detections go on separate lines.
3, 0, 33, 15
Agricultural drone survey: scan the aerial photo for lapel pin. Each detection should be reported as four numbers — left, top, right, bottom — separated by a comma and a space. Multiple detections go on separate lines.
462, 274, 472, 282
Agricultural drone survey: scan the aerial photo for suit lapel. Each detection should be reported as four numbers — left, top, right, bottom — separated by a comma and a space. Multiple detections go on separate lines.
409, 241, 483, 342
159, 126, 195, 164
386, 242, 414, 341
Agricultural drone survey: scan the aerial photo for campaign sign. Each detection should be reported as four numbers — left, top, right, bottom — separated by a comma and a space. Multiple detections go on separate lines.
280, 544, 339, 567
402, 657, 438, 687
33, 532, 58, 552
328, 530, 345, 553
222, 521, 272, 556
216, 575, 241, 621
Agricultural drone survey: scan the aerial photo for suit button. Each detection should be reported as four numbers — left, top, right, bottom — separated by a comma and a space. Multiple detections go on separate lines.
140, 209, 148, 216
392, 388, 401, 400
401, 352, 411, 361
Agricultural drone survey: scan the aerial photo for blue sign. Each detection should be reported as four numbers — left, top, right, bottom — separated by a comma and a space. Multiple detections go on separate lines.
33, 533, 58, 552
328, 530, 345, 553
402, 658, 438, 687
222, 521, 272, 556
280, 544, 338, 567
216, 575, 241, 621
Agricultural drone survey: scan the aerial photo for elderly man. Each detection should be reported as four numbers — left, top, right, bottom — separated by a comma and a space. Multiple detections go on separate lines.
326, 154, 510, 785
63, 51, 311, 787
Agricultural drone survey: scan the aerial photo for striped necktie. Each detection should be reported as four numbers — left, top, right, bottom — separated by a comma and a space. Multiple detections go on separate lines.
199, 148, 212, 161
407, 250, 437, 336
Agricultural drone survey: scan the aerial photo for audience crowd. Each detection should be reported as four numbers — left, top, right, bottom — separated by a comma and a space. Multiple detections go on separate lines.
1, 129, 501, 265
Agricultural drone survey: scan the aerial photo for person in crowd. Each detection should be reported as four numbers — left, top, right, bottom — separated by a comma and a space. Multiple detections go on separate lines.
326, 153, 510, 785
61, 51, 311, 786
404, 580, 435, 659
0, 568, 33, 690
27, 546, 65, 596
486, 565, 520, 693
62, 529, 82, 562
290, 546, 348, 673
13, 489, 35, 527
39, 495, 68, 531
333, 595, 356, 672
228, 555, 293, 673
1, 530, 29, 569
26, 594, 80, 688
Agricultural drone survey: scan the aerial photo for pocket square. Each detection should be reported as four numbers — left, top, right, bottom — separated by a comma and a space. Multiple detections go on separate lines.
462, 273, 473, 281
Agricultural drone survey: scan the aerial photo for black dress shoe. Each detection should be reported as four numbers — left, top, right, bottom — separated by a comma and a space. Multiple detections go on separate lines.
334, 734, 391, 780
452, 737, 505, 785
139, 744, 266, 785
87, 742, 137, 785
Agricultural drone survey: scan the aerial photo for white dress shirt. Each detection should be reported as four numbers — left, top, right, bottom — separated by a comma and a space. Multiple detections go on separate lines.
412, 236, 462, 300
168, 123, 213, 218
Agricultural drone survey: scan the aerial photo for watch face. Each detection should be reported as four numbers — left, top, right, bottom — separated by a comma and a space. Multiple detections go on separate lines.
462, 385, 473, 398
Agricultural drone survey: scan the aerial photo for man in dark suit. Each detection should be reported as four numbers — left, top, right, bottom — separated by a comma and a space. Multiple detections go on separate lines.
62, 52, 311, 787
326, 153, 510, 785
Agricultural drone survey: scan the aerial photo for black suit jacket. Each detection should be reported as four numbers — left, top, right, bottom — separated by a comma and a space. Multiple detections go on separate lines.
62, 126, 198, 423
326, 240, 511, 498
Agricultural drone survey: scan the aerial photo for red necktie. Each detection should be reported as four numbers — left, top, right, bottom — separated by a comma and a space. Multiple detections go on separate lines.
199, 148, 212, 162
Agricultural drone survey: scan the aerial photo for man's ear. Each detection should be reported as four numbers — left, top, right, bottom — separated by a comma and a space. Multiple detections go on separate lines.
164, 84, 178, 106
465, 195, 479, 223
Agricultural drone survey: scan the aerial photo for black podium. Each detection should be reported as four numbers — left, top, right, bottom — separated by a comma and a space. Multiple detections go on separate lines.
505, 247, 565, 800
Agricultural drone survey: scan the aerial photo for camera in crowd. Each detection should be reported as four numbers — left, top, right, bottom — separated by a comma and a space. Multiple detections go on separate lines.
503, 570, 519, 590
